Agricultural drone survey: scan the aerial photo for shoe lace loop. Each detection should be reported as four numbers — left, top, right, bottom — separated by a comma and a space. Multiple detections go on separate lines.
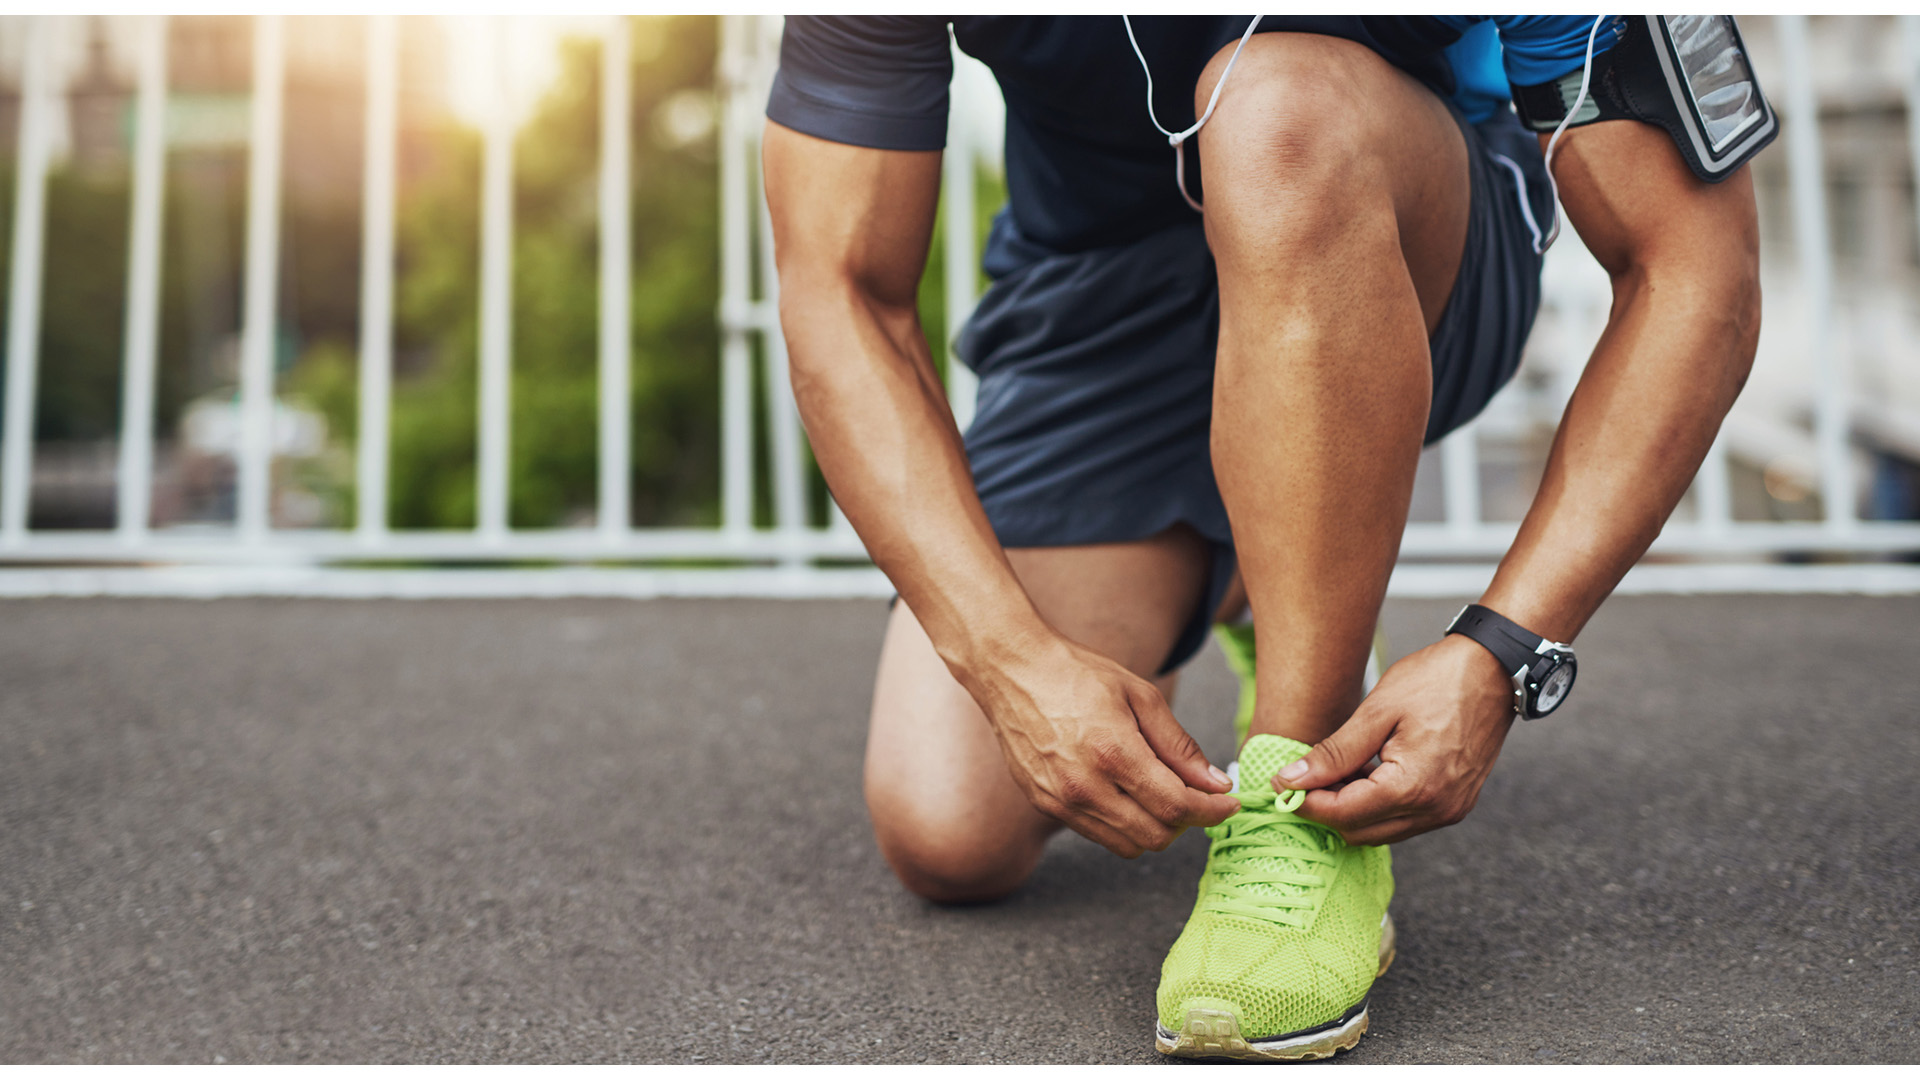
1197, 786, 1338, 928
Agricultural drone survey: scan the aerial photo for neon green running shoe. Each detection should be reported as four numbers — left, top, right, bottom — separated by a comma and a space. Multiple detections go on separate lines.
1214, 622, 1261, 752
1155, 734, 1395, 1062
1213, 623, 1388, 750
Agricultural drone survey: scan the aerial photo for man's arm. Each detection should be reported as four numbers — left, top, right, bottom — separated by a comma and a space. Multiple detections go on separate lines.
1280, 119, 1761, 842
762, 122, 1238, 858
1482, 122, 1760, 635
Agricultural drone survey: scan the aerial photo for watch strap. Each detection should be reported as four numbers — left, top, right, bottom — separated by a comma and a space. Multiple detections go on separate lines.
1445, 603, 1548, 677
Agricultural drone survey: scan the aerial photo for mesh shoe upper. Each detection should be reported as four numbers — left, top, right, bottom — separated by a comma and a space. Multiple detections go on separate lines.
1157, 734, 1394, 1038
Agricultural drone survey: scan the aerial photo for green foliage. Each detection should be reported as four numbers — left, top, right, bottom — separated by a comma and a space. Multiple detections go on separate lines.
2, 14, 1008, 536
0, 163, 135, 442
37, 169, 132, 440
918, 165, 1007, 387
319, 15, 728, 530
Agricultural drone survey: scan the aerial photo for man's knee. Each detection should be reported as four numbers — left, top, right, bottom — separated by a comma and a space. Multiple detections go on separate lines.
1194, 33, 1468, 312
867, 787, 1044, 904
1195, 36, 1391, 204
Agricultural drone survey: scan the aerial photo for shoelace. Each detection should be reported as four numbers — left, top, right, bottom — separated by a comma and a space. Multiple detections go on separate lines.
1197, 787, 1340, 928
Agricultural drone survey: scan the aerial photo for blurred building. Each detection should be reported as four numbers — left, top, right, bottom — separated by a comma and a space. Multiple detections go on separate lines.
0, 14, 1916, 538
0, 15, 453, 185
0, 15, 457, 528
1738, 17, 1920, 522
1401, 16, 1920, 529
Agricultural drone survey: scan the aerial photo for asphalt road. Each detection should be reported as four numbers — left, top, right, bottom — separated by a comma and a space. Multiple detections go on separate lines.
3, 595, 1916, 1064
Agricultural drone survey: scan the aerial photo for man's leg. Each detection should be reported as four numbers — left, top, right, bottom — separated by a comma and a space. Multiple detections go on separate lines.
1198, 35, 1469, 745
1153, 35, 1474, 1061
866, 527, 1210, 903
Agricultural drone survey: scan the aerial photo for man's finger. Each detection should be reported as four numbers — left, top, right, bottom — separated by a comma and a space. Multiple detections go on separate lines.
1129, 681, 1233, 794
1184, 788, 1244, 828
1295, 774, 1407, 833
1339, 815, 1427, 847
1065, 811, 1145, 859
1065, 778, 1185, 854
1030, 781, 1143, 857
1275, 704, 1394, 792
1100, 727, 1239, 828
1085, 784, 1186, 852
1116, 773, 1240, 830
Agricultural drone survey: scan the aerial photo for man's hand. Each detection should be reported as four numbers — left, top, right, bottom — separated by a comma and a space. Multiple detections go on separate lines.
962, 632, 1242, 858
1270, 124, 1762, 848
1275, 635, 1515, 846
765, 124, 1236, 861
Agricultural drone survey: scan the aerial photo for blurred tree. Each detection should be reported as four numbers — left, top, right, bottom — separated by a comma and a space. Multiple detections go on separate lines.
0, 165, 132, 443
2, 14, 1004, 536
288, 15, 727, 531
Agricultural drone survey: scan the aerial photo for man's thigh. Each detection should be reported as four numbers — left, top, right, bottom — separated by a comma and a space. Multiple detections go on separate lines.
865, 527, 1212, 871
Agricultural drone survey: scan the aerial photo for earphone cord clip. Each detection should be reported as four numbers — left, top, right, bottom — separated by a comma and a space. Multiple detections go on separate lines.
1123, 14, 1264, 213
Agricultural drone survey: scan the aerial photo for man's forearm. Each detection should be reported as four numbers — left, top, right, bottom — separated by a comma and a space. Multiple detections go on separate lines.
1479, 260, 1759, 643
763, 122, 1239, 856
780, 282, 1047, 677
1281, 258, 1757, 840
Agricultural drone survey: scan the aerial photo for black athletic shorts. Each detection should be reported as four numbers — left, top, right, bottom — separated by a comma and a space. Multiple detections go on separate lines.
953, 105, 1550, 673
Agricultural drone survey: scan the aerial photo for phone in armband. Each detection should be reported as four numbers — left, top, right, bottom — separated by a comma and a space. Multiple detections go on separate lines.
1512, 15, 1778, 184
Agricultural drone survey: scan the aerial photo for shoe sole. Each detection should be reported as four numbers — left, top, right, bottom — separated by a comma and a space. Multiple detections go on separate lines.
1154, 911, 1396, 1062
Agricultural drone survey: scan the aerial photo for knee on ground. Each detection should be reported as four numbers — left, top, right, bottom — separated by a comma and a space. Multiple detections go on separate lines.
867, 787, 1045, 905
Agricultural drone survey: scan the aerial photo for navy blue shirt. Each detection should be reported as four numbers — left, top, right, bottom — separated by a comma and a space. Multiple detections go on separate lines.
768, 16, 1613, 275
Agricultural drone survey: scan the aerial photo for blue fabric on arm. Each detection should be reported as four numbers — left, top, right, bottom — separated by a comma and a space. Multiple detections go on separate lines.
1443, 20, 1508, 125
1433, 15, 1620, 92
766, 15, 953, 152
1495, 15, 1621, 88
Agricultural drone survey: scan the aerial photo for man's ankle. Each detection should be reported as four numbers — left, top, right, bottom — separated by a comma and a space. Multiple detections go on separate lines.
1243, 709, 1343, 752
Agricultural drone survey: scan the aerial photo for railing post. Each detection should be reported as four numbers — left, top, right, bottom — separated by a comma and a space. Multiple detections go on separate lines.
477, 14, 514, 544
598, 16, 633, 543
1, 15, 57, 548
1903, 15, 1920, 299
756, 186, 808, 553
236, 13, 286, 544
1695, 432, 1733, 535
1779, 15, 1853, 533
718, 15, 754, 538
1442, 424, 1481, 540
357, 12, 398, 545
942, 62, 980, 434
117, 15, 168, 544
748, 15, 810, 563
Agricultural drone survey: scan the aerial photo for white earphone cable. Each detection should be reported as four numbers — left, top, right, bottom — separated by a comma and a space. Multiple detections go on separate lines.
1124, 15, 1606, 243
1510, 14, 1608, 255
1123, 14, 1264, 213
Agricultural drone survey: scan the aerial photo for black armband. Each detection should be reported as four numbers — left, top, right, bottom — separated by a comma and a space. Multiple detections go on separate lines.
1511, 15, 1777, 184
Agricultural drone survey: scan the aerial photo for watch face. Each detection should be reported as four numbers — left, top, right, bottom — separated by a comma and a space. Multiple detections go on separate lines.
1534, 660, 1576, 715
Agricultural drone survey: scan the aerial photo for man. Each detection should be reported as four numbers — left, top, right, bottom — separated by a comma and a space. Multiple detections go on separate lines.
763, 15, 1763, 1061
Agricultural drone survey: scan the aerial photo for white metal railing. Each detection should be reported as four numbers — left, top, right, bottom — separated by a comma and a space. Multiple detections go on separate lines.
357, 12, 397, 550
0, 14, 53, 547
1, 14, 1919, 600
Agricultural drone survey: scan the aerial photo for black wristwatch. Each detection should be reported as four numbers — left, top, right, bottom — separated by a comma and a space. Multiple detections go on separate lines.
1444, 604, 1578, 720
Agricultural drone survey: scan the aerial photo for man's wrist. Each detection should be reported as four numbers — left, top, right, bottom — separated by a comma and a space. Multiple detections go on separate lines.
1432, 634, 1523, 732
1473, 585, 1584, 649
1446, 602, 1583, 720
932, 601, 1057, 686
1438, 629, 1510, 685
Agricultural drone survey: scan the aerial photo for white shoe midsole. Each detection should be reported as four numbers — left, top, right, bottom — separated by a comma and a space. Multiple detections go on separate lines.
1249, 1002, 1368, 1052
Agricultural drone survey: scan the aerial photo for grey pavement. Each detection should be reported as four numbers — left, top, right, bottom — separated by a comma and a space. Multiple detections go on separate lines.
2, 594, 1917, 1063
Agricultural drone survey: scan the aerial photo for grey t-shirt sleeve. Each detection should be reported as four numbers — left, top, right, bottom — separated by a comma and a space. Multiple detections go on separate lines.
766, 16, 954, 152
